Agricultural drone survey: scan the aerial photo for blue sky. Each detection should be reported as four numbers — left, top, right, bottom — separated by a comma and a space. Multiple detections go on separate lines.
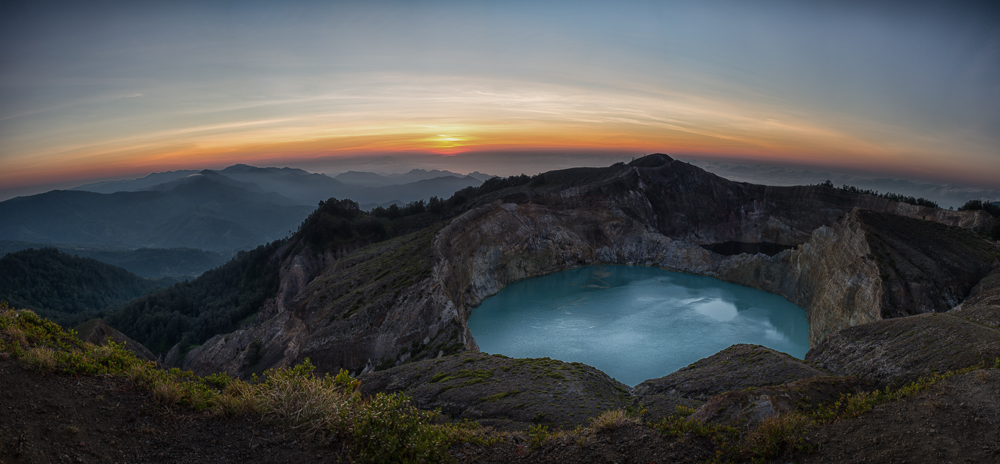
2, 0, 998, 200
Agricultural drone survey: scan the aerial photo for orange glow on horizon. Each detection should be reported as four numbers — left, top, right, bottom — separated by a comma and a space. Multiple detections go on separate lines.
3, 103, 998, 191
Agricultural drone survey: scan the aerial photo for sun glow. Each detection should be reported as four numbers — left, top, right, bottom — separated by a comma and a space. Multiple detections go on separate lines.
2, 1, 999, 195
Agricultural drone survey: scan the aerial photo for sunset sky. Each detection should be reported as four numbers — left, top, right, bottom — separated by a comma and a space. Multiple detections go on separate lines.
2, 0, 999, 200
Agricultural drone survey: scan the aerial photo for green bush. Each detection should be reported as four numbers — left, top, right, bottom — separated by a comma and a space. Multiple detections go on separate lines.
351, 393, 453, 464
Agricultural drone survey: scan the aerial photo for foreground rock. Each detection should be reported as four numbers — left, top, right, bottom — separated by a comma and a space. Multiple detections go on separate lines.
636, 344, 828, 400
359, 351, 631, 429
688, 376, 857, 430
634, 344, 829, 419
807, 312, 1000, 387
950, 267, 1000, 329
788, 368, 1000, 464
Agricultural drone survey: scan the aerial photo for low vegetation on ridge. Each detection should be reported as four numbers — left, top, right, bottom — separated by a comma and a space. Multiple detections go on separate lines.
3, 301, 996, 463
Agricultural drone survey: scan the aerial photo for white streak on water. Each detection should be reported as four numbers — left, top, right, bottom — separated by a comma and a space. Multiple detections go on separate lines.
468, 265, 809, 386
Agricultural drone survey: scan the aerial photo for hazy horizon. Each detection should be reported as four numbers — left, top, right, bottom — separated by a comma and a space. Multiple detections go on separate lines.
3, 1, 999, 203
2, 152, 997, 211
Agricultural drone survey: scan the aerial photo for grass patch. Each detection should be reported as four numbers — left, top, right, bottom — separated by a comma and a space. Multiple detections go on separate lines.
589, 409, 639, 432
428, 368, 493, 384
480, 390, 521, 402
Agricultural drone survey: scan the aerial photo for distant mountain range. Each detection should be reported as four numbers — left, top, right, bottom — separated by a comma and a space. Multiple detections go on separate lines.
0, 165, 489, 253
333, 169, 493, 188
73, 165, 491, 208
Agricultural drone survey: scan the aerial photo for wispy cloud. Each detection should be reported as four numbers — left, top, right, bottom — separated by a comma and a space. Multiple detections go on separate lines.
1, 1, 998, 193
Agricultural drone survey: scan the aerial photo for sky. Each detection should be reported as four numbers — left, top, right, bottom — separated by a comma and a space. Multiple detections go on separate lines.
2, 0, 999, 203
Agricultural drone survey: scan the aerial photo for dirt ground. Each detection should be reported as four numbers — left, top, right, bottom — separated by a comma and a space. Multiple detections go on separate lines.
785, 368, 1000, 464
3, 358, 999, 464
0, 359, 341, 464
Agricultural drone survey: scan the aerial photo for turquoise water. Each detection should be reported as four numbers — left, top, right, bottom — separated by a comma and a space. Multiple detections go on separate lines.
467, 265, 809, 386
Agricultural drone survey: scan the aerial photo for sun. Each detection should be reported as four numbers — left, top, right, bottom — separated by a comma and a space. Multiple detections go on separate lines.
434, 134, 465, 148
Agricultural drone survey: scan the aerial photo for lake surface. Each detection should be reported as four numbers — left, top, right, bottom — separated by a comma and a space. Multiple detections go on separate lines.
467, 265, 809, 386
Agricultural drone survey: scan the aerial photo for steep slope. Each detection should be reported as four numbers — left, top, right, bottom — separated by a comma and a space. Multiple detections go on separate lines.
807, 265, 1000, 387
104, 239, 289, 355
718, 208, 999, 344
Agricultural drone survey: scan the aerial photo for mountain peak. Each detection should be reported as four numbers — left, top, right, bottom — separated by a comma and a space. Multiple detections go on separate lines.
629, 153, 674, 168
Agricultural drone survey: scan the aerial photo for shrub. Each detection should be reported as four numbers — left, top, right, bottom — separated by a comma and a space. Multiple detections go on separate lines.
527, 424, 555, 449
351, 393, 453, 464
22, 346, 58, 371
590, 409, 637, 432
252, 360, 359, 439
741, 412, 813, 462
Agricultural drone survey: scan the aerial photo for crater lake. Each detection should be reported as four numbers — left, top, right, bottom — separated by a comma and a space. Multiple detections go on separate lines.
467, 265, 809, 386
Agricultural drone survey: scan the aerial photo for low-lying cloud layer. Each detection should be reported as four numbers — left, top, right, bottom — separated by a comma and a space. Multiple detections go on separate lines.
683, 158, 1000, 210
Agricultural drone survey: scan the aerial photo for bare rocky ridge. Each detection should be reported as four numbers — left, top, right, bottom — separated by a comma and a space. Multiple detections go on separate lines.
950, 267, 1000, 328
806, 312, 1000, 387
358, 351, 632, 429
178, 154, 996, 389
807, 268, 1000, 388
634, 344, 829, 401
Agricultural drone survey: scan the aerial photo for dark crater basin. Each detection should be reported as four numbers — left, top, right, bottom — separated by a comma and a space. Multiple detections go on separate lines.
700, 241, 796, 257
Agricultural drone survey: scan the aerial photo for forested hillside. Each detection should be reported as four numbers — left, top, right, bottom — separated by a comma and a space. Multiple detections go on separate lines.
0, 241, 228, 278
101, 174, 539, 357
104, 196, 456, 355
0, 248, 170, 325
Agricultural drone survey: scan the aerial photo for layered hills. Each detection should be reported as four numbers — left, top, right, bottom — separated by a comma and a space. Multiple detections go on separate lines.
0, 241, 228, 278
0, 173, 314, 252
72, 164, 487, 210
2, 165, 486, 254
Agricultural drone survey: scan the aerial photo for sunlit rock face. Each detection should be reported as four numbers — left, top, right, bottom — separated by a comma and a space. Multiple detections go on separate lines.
181, 154, 996, 379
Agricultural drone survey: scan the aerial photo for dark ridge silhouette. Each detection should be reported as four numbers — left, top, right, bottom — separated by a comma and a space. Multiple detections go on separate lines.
701, 241, 796, 257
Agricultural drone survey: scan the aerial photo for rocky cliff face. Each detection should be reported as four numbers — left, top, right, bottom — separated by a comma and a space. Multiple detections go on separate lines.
718, 209, 998, 345
183, 226, 476, 377
181, 154, 996, 379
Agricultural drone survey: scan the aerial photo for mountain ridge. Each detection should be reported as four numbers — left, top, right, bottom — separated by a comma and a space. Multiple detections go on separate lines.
1, 164, 487, 252
149, 154, 995, 381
